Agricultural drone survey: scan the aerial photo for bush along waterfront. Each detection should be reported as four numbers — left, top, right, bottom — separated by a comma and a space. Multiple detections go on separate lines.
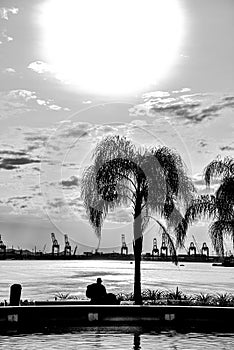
116, 289, 234, 306
51, 288, 234, 307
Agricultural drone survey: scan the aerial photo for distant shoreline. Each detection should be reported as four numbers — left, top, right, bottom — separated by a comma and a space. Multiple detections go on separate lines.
0, 252, 223, 263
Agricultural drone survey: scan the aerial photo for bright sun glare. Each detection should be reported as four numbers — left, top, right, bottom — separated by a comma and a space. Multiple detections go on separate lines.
40, 0, 184, 96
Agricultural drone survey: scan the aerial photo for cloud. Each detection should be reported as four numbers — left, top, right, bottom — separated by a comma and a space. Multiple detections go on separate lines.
0, 7, 19, 20
198, 140, 208, 148
48, 104, 62, 111
27, 61, 70, 87
47, 198, 66, 209
23, 131, 53, 153
0, 30, 13, 43
0, 150, 26, 156
0, 163, 17, 170
223, 96, 234, 102
0, 7, 18, 44
60, 122, 91, 138
36, 98, 70, 111
28, 61, 53, 74
0, 90, 70, 119
142, 91, 170, 99
172, 88, 191, 94
2, 194, 45, 217
132, 91, 234, 123
37, 99, 47, 106
0, 156, 40, 170
9, 89, 37, 101
0, 92, 31, 118
25, 134, 49, 142
61, 176, 79, 188
3, 67, 16, 74
220, 145, 234, 151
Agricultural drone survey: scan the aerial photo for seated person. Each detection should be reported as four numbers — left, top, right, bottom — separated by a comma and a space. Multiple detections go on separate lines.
86, 277, 107, 304
86, 278, 119, 305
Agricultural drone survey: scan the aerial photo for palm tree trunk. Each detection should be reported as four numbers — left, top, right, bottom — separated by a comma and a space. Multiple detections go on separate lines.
133, 236, 142, 304
133, 198, 143, 305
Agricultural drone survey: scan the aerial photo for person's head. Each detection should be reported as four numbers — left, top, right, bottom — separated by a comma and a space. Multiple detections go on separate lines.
97, 277, 102, 284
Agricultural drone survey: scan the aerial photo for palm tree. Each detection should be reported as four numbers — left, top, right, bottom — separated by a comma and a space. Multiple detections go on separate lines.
81, 135, 194, 304
176, 156, 234, 256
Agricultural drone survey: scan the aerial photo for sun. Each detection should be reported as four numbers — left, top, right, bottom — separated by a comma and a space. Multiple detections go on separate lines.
40, 0, 184, 96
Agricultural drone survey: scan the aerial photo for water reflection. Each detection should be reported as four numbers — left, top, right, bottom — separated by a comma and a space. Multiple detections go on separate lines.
1, 330, 234, 349
133, 333, 141, 350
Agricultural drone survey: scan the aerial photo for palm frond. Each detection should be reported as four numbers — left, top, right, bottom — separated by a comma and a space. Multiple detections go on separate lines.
153, 147, 195, 204
157, 221, 178, 265
81, 165, 107, 238
93, 135, 136, 170
209, 221, 225, 256
215, 177, 234, 220
204, 156, 234, 186
175, 194, 216, 248
147, 216, 178, 265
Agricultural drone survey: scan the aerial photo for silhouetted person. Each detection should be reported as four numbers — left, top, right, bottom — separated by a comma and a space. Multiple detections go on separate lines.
86, 277, 107, 304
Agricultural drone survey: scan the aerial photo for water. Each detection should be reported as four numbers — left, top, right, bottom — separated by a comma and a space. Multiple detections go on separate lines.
1, 260, 234, 301
1, 330, 234, 349
1, 260, 234, 348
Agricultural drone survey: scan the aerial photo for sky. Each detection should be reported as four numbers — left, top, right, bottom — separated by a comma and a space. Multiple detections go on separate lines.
0, 0, 234, 255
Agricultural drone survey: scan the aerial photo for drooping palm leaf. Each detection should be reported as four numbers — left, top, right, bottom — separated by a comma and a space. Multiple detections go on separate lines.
204, 156, 234, 186
179, 156, 234, 256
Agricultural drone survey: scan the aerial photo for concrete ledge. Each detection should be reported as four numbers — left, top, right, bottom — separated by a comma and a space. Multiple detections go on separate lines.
0, 304, 234, 335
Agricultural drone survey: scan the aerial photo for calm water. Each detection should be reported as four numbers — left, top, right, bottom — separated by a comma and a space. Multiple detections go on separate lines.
1, 260, 234, 348
1, 260, 234, 301
1, 330, 234, 350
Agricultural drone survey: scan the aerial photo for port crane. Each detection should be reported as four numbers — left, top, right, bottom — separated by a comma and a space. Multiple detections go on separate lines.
64, 234, 71, 256
121, 234, 128, 255
201, 242, 209, 256
160, 238, 168, 257
151, 238, 159, 256
188, 242, 196, 256
0, 234, 6, 256
51, 233, 60, 256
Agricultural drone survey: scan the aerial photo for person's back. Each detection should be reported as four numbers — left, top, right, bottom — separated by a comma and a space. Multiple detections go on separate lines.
86, 278, 106, 304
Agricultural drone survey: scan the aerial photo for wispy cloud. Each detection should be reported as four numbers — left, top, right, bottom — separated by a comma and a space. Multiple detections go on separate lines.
0, 150, 26, 156
0, 156, 40, 170
172, 88, 191, 94
131, 91, 234, 123
0, 7, 19, 45
0, 7, 19, 20
61, 176, 79, 188
2, 67, 16, 74
0, 30, 13, 44
27, 61, 68, 85
0, 89, 70, 119
28, 61, 53, 74
9, 89, 37, 101
142, 91, 170, 99
48, 104, 62, 111
220, 144, 234, 152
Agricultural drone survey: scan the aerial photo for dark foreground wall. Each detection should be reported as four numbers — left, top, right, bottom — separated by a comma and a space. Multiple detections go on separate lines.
0, 304, 234, 335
